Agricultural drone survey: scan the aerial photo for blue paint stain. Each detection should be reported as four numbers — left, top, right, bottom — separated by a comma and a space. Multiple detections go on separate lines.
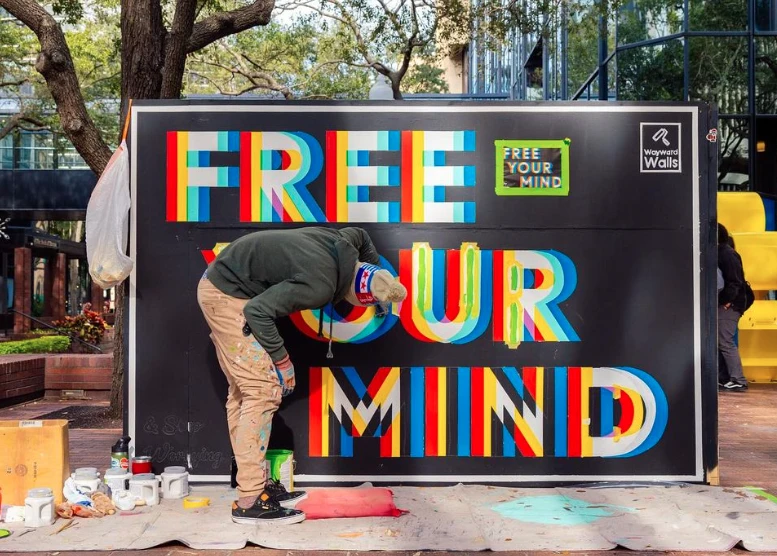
491, 495, 634, 525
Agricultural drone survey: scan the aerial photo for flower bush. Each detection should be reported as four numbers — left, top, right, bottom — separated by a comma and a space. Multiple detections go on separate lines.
54, 309, 110, 345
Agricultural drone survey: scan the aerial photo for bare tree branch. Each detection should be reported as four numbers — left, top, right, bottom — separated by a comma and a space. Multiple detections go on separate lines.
221, 43, 293, 98
0, 0, 111, 173
187, 0, 275, 53
188, 70, 265, 96
757, 55, 777, 78
291, 0, 380, 68
0, 78, 29, 88
0, 112, 49, 142
374, 0, 408, 42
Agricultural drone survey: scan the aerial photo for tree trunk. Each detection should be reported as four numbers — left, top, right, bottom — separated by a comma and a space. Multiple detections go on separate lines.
3, 0, 276, 422
110, 0, 166, 420
109, 282, 126, 419
120, 0, 165, 108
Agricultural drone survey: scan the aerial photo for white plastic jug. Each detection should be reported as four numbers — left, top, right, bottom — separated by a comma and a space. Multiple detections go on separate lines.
72, 468, 101, 493
24, 488, 55, 528
161, 466, 189, 499
104, 468, 130, 492
129, 473, 159, 506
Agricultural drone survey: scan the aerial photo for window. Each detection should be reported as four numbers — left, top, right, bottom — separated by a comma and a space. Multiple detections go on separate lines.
18, 131, 54, 169
0, 132, 12, 169
689, 37, 749, 114
57, 139, 89, 169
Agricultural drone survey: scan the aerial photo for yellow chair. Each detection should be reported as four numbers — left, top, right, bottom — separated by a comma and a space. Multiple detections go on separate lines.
718, 192, 766, 233
729, 232, 777, 381
718, 192, 777, 381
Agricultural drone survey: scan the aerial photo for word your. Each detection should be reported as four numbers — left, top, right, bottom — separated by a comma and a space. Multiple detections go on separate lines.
309, 366, 668, 459
495, 140, 570, 197
167, 130, 476, 223
503, 146, 561, 189
202, 242, 579, 348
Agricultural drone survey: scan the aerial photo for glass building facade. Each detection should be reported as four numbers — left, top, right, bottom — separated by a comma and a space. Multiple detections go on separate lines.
0, 128, 89, 170
467, 0, 777, 194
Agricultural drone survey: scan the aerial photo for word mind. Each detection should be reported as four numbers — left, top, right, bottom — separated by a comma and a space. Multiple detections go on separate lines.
309, 365, 668, 459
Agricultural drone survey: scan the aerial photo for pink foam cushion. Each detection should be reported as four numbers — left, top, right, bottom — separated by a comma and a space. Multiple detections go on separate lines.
296, 487, 407, 520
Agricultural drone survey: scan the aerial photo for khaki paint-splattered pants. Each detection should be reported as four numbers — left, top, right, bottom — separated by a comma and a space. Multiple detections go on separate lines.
197, 275, 282, 498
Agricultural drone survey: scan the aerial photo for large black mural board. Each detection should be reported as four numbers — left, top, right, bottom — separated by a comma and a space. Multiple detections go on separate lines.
127, 101, 717, 484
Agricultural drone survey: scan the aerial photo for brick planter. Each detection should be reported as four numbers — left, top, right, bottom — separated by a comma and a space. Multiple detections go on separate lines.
0, 356, 46, 408
44, 354, 113, 400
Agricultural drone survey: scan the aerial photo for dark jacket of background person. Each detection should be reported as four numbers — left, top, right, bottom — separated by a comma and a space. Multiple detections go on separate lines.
718, 227, 747, 314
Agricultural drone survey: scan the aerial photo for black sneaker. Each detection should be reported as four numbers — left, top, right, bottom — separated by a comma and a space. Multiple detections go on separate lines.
265, 479, 308, 508
231, 491, 305, 524
723, 381, 748, 392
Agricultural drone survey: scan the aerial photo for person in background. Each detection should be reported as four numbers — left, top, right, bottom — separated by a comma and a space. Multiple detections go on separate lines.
718, 223, 748, 392
198, 226, 407, 525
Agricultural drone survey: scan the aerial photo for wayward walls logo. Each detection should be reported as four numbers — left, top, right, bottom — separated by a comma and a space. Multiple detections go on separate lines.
640, 122, 681, 173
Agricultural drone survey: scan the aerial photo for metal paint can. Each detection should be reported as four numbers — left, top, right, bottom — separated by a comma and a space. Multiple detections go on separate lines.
131, 456, 152, 475
265, 449, 294, 492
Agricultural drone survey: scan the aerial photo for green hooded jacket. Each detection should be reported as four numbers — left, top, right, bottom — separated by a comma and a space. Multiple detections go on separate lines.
205, 226, 380, 363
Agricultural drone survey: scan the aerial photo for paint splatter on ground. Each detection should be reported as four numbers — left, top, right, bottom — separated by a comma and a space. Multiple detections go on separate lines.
490, 494, 634, 525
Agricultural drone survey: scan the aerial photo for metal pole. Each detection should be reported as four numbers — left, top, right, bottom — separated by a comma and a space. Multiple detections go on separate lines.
511, 29, 518, 100
683, 0, 690, 100
543, 34, 550, 99
561, 0, 568, 99
748, 0, 756, 190
598, 0, 609, 100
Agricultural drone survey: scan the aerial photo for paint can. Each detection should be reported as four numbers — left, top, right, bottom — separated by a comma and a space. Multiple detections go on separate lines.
72, 468, 101, 493
129, 473, 159, 506
24, 488, 55, 528
131, 456, 152, 475
161, 466, 189, 499
265, 449, 294, 492
104, 468, 131, 492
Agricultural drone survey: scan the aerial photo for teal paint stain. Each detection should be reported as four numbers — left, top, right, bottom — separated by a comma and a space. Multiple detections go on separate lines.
491, 495, 634, 525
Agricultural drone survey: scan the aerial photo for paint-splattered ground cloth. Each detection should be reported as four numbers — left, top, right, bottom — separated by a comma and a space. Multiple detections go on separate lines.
2, 484, 777, 552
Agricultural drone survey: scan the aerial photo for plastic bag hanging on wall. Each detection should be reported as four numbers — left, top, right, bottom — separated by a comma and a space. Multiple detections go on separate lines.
85, 139, 133, 289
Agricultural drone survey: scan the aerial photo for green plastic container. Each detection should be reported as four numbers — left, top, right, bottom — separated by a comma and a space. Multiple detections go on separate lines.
265, 449, 294, 491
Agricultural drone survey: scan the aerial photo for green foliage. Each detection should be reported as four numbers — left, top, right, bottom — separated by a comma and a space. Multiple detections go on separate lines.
61, 0, 122, 144
403, 58, 449, 95
0, 0, 120, 147
54, 309, 109, 345
0, 335, 71, 354
52, 0, 85, 24
618, 39, 684, 101
186, 19, 374, 99
616, 0, 754, 110
31, 329, 59, 336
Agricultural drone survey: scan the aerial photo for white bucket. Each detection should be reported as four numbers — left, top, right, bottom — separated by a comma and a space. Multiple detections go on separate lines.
104, 468, 131, 492
24, 488, 55, 528
129, 473, 159, 506
161, 466, 189, 499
